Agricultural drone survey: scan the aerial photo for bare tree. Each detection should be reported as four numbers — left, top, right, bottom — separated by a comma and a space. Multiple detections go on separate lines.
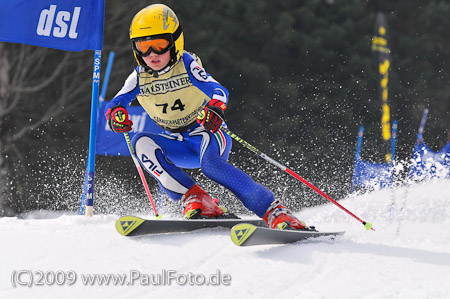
0, 0, 142, 215
0, 43, 93, 215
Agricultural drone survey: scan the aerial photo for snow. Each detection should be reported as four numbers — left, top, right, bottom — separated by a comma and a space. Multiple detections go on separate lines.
1, 179, 450, 299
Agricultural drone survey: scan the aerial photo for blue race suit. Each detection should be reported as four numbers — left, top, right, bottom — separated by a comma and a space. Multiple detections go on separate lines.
106, 51, 274, 217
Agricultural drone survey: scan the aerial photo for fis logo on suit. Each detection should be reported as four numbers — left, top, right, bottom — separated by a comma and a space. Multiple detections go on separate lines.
37, 5, 81, 39
190, 62, 217, 84
193, 66, 208, 80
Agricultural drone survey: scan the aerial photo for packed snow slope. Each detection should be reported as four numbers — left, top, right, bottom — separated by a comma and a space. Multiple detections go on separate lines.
1, 179, 450, 299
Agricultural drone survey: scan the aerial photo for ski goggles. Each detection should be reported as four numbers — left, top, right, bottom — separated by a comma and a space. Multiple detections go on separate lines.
132, 35, 174, 56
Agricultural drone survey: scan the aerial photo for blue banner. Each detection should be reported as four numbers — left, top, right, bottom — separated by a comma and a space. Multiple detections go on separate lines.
96, 103, 164, 156
0, 0, 104, 51
409, 142, 450, 180
353, 160, 393, 189
351, 121, 397, 192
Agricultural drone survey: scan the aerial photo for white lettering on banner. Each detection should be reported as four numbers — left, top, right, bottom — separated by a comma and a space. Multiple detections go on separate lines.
133, 113, 148, 132
36, 5, 81, 39
93, 53, 101, 84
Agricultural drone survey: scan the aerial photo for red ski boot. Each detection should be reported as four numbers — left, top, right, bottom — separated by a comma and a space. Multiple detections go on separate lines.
263, 200, 311, 230
182, 184, 226, 219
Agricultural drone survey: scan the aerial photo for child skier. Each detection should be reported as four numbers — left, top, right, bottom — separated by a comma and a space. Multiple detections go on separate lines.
106, 4, 310, 230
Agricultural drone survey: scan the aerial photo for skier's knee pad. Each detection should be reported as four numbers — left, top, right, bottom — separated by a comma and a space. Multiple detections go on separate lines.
134, 135, 189, 197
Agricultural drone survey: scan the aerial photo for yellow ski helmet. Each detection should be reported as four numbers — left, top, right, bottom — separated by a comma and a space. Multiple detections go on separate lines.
130, 4, 184, 71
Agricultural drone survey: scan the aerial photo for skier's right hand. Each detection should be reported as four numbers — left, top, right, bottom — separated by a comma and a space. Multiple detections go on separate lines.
106, 105, 133, 133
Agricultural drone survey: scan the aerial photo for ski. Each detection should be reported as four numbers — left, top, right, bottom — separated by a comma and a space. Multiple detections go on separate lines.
231, 223, 344, 246
116, 216, 266, 236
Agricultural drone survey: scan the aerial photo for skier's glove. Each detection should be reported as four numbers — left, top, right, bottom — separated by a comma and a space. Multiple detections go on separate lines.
106, 105, 133, 133
197, 99, 226, 133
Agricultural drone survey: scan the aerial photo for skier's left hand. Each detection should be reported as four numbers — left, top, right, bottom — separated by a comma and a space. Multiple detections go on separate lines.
197, 99, 226, 133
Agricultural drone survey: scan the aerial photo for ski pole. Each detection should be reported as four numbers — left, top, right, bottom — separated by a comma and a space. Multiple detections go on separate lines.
123, 132, 161, 218
221, 126, 374, 231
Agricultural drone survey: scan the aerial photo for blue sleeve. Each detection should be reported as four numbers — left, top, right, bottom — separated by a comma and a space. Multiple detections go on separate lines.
106, 68, 140, 111
182, 52, 229, 104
